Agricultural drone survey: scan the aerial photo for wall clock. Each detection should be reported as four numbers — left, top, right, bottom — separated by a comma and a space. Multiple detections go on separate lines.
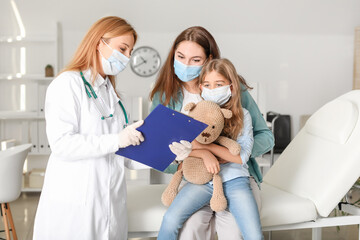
130, 46, 161, 77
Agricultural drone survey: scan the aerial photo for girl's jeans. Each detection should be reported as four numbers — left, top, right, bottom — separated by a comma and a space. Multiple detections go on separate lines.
158, 177, 263, 240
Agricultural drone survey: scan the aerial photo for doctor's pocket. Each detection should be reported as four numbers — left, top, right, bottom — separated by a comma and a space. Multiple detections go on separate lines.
47, 160, 89, 206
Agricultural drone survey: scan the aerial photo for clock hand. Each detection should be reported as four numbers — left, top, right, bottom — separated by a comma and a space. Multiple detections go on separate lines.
140, 56, 147, 63
133, 60, 146, 68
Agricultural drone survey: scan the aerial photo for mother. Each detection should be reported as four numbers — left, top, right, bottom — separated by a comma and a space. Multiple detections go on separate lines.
150, 26, 274, 239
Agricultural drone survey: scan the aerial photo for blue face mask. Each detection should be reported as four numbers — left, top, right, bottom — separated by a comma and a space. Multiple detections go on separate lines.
100, 39, 130, 76
174, 59, 203, 82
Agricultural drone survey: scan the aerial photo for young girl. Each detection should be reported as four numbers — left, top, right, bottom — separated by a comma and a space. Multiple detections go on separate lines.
158, 58, 263, 240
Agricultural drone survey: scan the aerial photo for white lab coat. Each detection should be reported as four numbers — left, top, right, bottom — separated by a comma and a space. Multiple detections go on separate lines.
33, 70, 147, 240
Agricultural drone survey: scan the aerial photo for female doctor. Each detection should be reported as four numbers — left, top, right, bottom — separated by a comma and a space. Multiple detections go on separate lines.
33, 16, 147, 240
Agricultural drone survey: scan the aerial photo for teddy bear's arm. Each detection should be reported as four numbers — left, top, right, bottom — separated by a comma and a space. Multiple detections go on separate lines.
215, 136, 241, 156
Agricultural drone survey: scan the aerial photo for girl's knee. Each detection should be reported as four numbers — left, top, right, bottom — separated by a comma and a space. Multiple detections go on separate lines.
158, 213, 183, 240
161, 211, 182, 231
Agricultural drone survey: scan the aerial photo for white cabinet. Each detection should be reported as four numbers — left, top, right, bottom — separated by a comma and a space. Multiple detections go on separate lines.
0, 22, 61, 192
0, 78, 52, 192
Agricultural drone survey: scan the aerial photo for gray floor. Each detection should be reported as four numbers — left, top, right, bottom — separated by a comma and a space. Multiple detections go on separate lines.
0, 192, 359, 240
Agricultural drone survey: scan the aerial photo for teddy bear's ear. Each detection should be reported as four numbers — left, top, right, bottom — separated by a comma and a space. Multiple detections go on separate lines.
221, 109, 233, 119
184, 102, 196, 112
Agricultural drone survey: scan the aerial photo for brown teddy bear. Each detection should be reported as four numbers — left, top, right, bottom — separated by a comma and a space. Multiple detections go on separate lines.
161, 100, 241, 212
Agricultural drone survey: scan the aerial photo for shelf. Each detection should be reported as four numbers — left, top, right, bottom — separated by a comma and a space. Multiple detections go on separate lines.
0, 111, 44, 120
0, 36, 56, 43
22, 187, 42, 192
28, 152, 50, 156
0, 75, 54, 82
22, 176, 43, 192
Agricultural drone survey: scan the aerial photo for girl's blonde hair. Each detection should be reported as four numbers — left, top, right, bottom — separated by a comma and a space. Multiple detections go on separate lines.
61, 16, 137, 91
199, 58, 244, 140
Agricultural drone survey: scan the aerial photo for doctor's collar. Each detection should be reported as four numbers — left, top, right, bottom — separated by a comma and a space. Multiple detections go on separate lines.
82, 69, 109, 92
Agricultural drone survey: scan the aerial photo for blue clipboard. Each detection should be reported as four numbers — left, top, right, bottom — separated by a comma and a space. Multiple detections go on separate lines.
116, 104, 208, 171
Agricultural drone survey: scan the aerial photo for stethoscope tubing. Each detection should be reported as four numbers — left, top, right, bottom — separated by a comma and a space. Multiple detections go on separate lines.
80, 71, 129, 126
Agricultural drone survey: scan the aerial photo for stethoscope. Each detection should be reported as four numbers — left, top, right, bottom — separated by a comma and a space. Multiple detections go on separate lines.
80, 71, 129, 127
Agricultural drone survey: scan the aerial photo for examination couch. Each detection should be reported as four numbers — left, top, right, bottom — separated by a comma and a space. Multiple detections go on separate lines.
127, 90, 360, 240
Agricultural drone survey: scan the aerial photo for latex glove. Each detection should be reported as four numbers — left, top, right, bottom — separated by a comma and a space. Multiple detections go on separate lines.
118, 120, 144, 148
169, 140, 192, 161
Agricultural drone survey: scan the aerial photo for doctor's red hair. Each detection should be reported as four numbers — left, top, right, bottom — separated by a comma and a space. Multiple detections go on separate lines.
61, 16, 137, 92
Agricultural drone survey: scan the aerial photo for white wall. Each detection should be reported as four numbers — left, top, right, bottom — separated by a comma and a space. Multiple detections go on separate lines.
4, 0, 360, 136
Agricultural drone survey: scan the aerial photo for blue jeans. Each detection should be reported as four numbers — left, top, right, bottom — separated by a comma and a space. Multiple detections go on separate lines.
158, 177, 263, 240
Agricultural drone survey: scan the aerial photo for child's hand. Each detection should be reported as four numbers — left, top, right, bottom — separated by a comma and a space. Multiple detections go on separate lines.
201, 151, 220, 174
218, 157, 229, 164
191, 140, 203, 150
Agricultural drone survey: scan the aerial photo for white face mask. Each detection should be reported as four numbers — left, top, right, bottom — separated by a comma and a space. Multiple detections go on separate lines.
99, 39, 130, 76
201, 85, 232, 106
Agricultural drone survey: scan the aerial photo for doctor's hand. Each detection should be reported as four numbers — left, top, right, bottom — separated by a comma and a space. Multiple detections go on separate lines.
118, 120, 144, 148
169, 140, 192, 161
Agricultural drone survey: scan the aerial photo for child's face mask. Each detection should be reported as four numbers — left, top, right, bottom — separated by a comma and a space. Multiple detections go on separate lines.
201, 85, 232, 106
